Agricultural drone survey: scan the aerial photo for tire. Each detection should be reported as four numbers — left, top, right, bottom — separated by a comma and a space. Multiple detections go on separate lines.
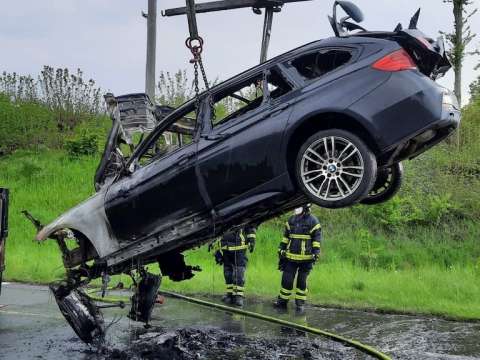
360, 162, 404, 205
128, 272, 161, 323
50, 283, 105, 344
295, 129, 377, 208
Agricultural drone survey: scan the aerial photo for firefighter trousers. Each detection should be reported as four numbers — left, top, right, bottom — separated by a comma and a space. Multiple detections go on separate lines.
223, 250, 247, 297
279, 261, 313, 301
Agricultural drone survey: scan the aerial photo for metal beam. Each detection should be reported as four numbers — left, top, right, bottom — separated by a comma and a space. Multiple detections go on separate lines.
185, 0, 199, 39
162, 0, 312, 17
145, 0, 157, 103
259, 7, 274, 63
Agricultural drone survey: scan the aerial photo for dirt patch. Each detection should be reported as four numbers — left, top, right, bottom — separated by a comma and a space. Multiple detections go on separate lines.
98, 326, 359, 360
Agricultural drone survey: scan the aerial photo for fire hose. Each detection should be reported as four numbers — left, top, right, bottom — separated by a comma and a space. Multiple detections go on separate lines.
87, 288, 391, 360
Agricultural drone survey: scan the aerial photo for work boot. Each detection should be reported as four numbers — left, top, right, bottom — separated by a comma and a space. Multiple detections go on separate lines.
221, 293, 233, 304
273, 297, 288, 309
295, 299, 306, 313
233, 295, 244, 307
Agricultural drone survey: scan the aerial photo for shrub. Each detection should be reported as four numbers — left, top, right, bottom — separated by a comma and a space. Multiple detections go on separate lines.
156, 70, 194, 107
17, 160, 42, 182
0, 72, 37, 102
0, 67, 103, 131
65, 131, 98, 157
0, 95, 59, 154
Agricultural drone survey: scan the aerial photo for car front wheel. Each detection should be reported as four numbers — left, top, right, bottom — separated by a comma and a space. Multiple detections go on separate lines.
360, 162, 404, 205
295, 129, 377, 208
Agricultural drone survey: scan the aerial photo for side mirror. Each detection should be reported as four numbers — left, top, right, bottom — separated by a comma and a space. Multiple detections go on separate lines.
127, 160, 137, 175
337, 1, 364, 23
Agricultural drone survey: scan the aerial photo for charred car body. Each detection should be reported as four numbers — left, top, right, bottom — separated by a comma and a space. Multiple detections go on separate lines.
29, 2, 460, 342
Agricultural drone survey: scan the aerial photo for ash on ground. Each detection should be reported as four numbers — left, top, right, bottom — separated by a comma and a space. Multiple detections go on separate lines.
99, 326, 362, 360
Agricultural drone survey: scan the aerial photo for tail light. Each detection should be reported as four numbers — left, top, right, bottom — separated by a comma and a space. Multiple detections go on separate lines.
372, 49, 417, 72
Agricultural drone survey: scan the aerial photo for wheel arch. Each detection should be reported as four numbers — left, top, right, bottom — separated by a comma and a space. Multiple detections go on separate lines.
70, 228, 100, 258
35, 191, 121, 261
37, 225, 100, 268
285, 111, 380, 183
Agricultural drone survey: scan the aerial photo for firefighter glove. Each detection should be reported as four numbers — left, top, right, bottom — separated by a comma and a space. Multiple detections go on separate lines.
214, 251, 223, 265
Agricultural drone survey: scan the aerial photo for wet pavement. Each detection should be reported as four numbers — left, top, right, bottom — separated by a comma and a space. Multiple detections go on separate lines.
0, 283, 479, 359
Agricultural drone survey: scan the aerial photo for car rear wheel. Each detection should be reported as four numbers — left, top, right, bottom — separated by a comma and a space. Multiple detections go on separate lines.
360, 162, 404, 205
295, 129, 377, 208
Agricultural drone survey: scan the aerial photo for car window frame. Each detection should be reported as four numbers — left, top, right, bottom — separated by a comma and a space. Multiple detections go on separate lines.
201, 65, 293, 135
283, 46, 359, 86
266, 65, 297, 106
126, 99, 205, 172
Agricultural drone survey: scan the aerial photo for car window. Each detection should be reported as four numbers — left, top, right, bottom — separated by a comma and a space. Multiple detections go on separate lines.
288, 49, 353, 80
137, 105, 197, 167
211, 68, 292, 128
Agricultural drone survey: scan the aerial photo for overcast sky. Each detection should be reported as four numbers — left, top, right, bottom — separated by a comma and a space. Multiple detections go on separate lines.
1, 0, 479, 104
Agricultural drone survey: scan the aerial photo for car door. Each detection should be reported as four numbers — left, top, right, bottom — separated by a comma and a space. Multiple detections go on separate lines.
105, 103, 205, 241
196, 67, 295, 208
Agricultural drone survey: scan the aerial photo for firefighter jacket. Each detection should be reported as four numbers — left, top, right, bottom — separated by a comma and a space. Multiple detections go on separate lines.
279, 213, 321, 262
220, 226, 256, 252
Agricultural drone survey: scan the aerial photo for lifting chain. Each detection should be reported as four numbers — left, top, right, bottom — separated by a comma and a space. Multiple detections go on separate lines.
185, 36, 216, 121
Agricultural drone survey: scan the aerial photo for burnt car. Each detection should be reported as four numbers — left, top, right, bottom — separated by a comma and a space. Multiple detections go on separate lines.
0, 188, 9, 295
30, 1, 459, 342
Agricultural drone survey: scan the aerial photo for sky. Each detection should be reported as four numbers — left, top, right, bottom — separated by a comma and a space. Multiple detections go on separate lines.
1, 0, 479, 104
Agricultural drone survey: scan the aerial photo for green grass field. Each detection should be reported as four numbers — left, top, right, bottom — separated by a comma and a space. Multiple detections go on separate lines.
2, 150, 480, 320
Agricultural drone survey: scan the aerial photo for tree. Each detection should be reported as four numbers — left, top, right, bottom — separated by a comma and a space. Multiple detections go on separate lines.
442, 0, 479, 106
442, 0, 479, 105
469, 74, 480, 102
156, 70, 194, 107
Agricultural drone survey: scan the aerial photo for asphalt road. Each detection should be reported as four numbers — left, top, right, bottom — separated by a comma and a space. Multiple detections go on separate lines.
0, 283, 479, 359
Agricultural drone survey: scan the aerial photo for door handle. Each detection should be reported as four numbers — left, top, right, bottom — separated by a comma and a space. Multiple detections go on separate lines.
204, 133, 230, 141
269, 103, 291, 117
177, 152, 195, 165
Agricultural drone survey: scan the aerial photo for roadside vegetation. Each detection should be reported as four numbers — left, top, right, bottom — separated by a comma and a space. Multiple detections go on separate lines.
0, 68, 479, 320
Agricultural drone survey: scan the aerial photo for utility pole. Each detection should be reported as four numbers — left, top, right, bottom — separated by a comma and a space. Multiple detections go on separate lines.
144, 0, 157, 103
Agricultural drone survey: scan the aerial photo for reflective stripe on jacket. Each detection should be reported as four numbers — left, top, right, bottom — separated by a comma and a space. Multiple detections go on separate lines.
280, 213, 321, 262
220, 226, 256, 252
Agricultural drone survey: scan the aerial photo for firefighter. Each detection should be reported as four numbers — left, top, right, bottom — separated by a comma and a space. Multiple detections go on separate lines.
212, 225, 256, 307
274, 204, 321, 312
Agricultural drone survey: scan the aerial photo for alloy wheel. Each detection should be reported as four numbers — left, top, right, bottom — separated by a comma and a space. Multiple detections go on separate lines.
300, 136, 364, 201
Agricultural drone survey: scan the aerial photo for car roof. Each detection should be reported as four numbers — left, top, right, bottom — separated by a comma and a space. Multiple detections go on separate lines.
164, 35, 389, 118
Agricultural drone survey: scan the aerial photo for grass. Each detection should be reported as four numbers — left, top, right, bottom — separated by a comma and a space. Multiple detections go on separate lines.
164, 225, 480, 320
1, 150, 480, 320
1, 150, 99, 282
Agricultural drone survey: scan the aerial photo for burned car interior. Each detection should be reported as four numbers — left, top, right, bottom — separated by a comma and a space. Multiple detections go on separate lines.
211, 68, 293, 127
137, 105, 198, 167
290, 48, 354, 80
21, 0, 460, 344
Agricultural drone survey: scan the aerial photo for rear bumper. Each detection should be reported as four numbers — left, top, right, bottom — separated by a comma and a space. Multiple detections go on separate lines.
382, 104, 460, 164
349, 70, 460, 165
